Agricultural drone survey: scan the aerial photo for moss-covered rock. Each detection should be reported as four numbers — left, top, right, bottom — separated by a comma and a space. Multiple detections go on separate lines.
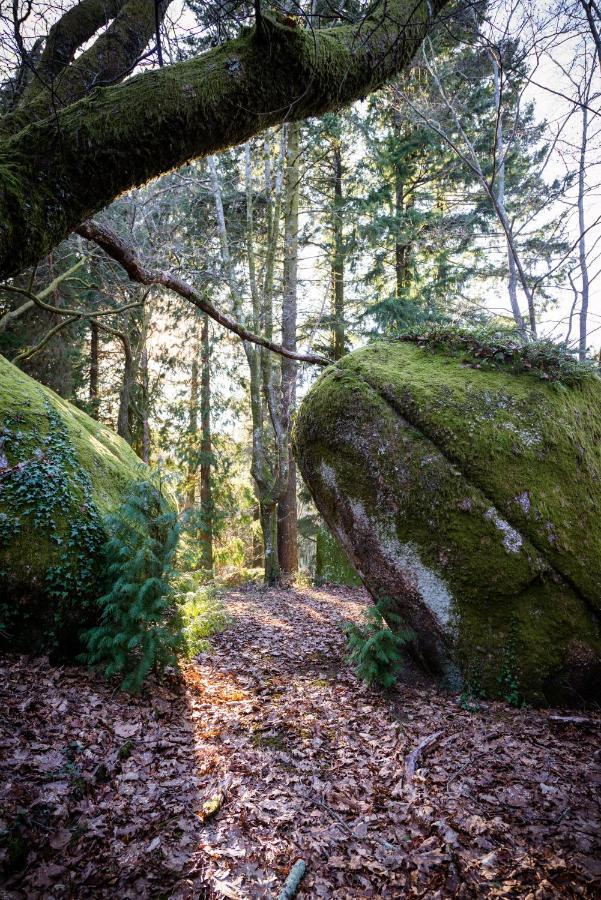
0, 354, 153, 653
315, 526, 361, 587
293, 340, 601, 705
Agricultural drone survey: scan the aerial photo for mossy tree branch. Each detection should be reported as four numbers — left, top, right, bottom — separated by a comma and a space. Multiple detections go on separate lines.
0, 0, 448, 281
6, 0, 170, 133
20, 0, 128, 104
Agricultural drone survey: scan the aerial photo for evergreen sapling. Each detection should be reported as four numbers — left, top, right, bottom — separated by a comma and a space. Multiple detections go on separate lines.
344, 598, 415, 689
84, 481, 182, 692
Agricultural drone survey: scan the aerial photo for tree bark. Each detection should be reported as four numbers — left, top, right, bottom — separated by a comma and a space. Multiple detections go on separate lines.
199, 313, 213, 572
116, 332, 134, 444
0, 0, 448, 280
139, 342, 150, 463
331, 142, 346, 360
394, 155, 412, 300
578, 86, 590, 361
89, 319, 100, 418
186, 347, 199, 509
278, 122, 300, 580
260, 500, 280, 586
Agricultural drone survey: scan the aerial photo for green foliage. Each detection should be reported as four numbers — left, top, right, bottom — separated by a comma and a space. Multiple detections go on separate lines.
344, 599, 415, 689
83, 481, 182, 693
497, 619, 522, 707
0, 398, 106, 649
172, 572, 231, 658
398, 325, 598, 385
315, 526, 361, 587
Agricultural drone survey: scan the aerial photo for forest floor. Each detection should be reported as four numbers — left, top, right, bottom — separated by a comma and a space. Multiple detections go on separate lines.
1, 585, 600, 899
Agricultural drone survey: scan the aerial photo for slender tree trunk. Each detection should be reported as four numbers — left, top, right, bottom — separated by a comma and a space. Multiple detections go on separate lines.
252, 504, 263, 568
186, 348, 199, 509
578, 91, 590, 361
211, 138, 289, 585
332, 142, 345, 360
199, 313, 213, 572
139, 341, 150, 463
89, 320, 100, 419
260, 500, 279, 586
278, 122, 300, 580
117, 334, 134, 444
394, 163, 412, 300
490, 56, 527, 338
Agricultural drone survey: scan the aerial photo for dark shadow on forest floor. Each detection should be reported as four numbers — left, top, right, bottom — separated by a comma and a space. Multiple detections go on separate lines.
1, 584, 601, 898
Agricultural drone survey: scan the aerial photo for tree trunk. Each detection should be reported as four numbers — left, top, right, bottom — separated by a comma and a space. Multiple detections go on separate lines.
331, 142, 345, 360
490, 52, 528, 339
139, 342, 150, 464
199, 313, 213, 572
116, 334, 134, 444
252, 504, 263, 568
394, 164, 412, 299
89, 320, 100, 419
278, 446, 298, 580
260, 500, 280, 586
186, 349, 199, 509
578, 87, 590, 361
278, 122, 300, 580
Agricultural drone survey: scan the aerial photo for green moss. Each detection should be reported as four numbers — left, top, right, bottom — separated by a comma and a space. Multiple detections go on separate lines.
0, 353, 151, 652
345, 341, 601, 607
397, 326, 597, 385
293, 343, 601, 704
315, 526, 361, 586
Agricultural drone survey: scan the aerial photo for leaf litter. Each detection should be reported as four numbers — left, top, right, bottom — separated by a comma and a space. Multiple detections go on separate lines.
1, 585, 600, 897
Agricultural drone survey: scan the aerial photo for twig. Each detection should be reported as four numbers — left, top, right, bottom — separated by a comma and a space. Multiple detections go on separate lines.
404, 731, 443, 794
548, 715, 601, 727
312, 797, 394, 851
278, 859, 306, 900
445, 756, 473, 793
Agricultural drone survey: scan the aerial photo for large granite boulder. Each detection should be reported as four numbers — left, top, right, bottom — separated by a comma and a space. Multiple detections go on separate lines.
294, 340, 601, 704
0, 354, 159, 653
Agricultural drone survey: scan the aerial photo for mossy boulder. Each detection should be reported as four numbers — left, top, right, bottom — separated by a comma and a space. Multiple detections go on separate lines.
294, 340, 601, 705
315, 526, 361, 587
0, 354, 156, 653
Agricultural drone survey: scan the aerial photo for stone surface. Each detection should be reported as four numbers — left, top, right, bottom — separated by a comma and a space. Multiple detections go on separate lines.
0, 354, 154, 652
294, 340, 601, 704
315, 526, 362, 587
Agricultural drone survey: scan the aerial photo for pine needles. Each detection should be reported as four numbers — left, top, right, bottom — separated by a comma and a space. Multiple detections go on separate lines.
344, 599, 415, 689
83, 481, 182, 693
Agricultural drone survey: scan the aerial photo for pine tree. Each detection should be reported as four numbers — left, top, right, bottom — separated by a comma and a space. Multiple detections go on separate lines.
84, 481, 182, 693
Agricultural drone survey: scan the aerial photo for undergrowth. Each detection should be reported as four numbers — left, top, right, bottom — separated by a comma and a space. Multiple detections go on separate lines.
172, 573, 231, 658
83, 481, 182, 693
397, 324, 598, 386
344, 598, 415, 689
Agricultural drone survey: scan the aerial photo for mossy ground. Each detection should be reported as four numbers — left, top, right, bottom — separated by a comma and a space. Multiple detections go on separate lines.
294, 342, 601, 704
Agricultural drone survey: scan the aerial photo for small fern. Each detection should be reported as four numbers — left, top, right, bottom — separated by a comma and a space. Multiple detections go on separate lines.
83, 481, 182, 693
344, 599, 415, 689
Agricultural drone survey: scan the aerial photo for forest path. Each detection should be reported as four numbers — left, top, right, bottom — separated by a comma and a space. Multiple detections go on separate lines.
190, 585, 601, 898
1, 585, 600, 898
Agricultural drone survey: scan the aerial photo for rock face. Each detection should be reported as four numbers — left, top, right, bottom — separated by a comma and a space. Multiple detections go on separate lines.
294, 341, 601, 704
0, 354, 154, 653
315, 526, 362, 587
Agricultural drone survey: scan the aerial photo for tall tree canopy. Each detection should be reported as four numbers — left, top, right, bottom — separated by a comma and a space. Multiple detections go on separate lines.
0, 0, 449, 280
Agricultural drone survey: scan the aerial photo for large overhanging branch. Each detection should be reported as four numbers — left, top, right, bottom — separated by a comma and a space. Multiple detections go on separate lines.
76, 219, 330, 365
6, 0, 170, 132
0, 0, 448, 280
